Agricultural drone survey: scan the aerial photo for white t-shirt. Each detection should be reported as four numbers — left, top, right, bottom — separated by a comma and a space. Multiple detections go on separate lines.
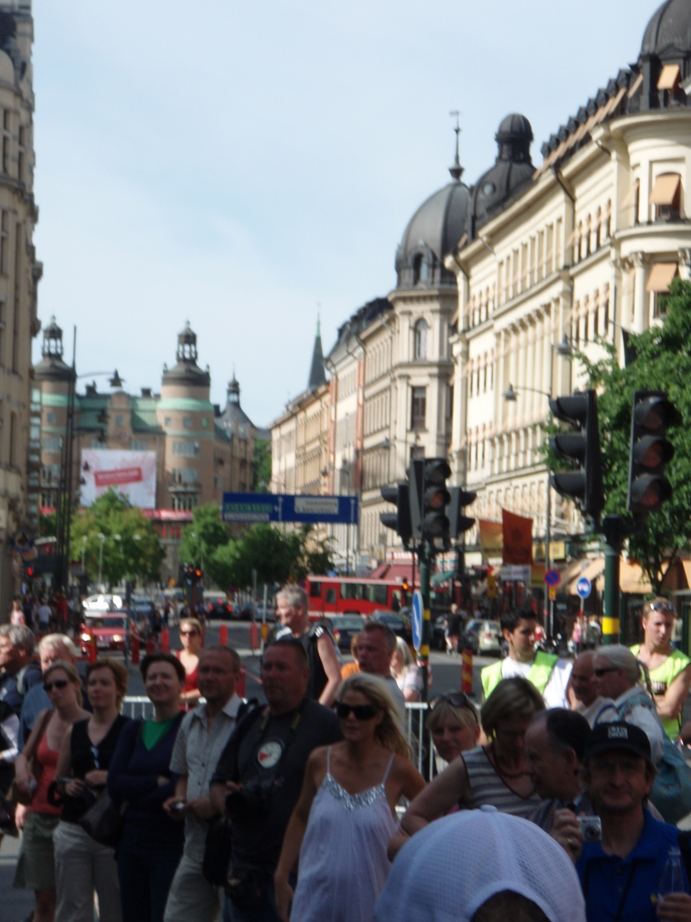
500, 656, 572, 709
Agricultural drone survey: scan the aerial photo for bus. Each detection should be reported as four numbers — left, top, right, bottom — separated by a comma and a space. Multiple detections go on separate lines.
305, 576, 410, 618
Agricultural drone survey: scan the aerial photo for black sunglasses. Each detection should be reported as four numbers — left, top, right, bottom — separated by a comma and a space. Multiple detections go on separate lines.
647, 601, 675, 614
334, 702, 379, 721
430, 692, 479, 722
44, 678, 69, 692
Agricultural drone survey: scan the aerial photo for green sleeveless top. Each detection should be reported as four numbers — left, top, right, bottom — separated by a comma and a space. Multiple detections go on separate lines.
630, 644, 690, 738
481, 651, 558, 701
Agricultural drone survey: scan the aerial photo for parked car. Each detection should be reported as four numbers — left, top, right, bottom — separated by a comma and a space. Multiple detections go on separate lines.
370, 610, 412, 644
463, 618, 502, 656
80, 610, 128, 655
328, 615, 365, 652
83, 593, 123, 612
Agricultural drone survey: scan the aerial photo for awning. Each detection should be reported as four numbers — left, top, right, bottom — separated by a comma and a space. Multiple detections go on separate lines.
679, 560, 691, 590
646, 262, 679, 293
649, 173, 681, 206
619, 559, 652, 595
658, 64, 681, 91
431, 569, 456, 587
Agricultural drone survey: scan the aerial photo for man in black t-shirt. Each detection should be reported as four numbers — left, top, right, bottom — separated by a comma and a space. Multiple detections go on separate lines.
210, 638, 341, 922
274, 586, 341, 706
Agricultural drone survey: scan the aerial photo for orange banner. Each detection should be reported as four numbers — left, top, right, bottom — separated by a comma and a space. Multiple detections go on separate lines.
478, 519, 503, 561
502, 509, 533, 565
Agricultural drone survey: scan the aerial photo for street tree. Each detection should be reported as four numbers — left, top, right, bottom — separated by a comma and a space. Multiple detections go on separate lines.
70, 489, 164, 587
574, 278, 691, 592
178, 503, 230, 571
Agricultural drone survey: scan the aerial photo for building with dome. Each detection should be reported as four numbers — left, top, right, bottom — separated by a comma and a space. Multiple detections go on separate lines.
0, 1, 42, 612
34, 320, 258, 582
446, 0, 691, 590
269, 0, 691, 577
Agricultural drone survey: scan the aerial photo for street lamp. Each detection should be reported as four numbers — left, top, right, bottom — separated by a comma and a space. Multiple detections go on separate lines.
501, 337, 574, 638
97, 533, 121, 589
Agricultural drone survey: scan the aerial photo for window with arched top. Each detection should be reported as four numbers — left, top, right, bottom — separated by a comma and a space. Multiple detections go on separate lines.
414, 319, 428, 360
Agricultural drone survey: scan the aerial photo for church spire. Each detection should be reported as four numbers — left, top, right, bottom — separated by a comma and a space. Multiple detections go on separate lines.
448, 110, 464, 182
308, 316, 327, 391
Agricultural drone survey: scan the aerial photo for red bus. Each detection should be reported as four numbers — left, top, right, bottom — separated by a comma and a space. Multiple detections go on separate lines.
305, 576, 410, 618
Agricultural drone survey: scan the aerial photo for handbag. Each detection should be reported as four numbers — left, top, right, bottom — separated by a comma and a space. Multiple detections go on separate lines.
78, 788, 124, 848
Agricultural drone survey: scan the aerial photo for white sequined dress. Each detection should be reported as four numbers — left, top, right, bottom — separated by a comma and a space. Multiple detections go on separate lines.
289, 749, 397, 922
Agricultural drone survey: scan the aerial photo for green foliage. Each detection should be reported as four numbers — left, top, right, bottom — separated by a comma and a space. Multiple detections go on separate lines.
252, 439, 272, 492
178, 503, 229, 570
210, 524, 334, 590
574, 278, 691, 591
39, 511, 56, 538
70, 489, 164, 587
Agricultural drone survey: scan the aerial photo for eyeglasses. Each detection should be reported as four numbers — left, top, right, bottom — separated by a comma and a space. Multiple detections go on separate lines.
180, 630, 198, 637
43, 678, 69, 692
646, 601, 675, 614
430, 692, 479, 723
593, 667, 620, 677
334, 702, 379, 721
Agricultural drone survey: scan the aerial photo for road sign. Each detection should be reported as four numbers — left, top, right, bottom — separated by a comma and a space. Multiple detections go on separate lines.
576, 577, 592, 599
548, 585, 557, 601
412, 590, 423, 652
544, 569, 561, 587
222, 492, 359, 525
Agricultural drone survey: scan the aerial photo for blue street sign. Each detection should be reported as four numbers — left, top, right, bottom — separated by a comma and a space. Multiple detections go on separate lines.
222, 492, 359, 525
412, 590, 423, 653
576, 577, 592, 600
544, 569, 561, 587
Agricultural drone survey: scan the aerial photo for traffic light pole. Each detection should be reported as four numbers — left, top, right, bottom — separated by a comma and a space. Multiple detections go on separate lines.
602, 514, 627, 645
418, 544, 431, 703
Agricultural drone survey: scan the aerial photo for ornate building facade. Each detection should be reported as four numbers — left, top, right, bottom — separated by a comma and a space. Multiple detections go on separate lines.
33, 320, 257, 582
0, 1, 42, 611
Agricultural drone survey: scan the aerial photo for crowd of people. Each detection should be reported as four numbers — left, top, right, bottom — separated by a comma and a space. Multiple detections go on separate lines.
0, 592, 691, 921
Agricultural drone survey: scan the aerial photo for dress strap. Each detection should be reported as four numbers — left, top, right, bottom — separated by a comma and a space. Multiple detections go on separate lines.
327, 746, 332, 774
381, 753, 395, 785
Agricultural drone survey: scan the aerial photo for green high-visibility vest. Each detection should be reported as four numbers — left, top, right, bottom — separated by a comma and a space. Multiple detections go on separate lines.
481, 651, 559, 701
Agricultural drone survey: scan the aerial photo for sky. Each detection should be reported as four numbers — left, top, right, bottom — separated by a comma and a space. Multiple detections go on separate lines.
30, 0, 659, 427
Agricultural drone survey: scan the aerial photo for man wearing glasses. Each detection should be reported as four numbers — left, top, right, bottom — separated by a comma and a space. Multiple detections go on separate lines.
591, 646, 664, 765
560, 722, 691, 922
630, 598, 691, 741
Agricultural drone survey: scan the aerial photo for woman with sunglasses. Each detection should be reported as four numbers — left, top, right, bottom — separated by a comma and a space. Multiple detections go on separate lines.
275, 673, 425, 922
630, 597, 691, 739
176, 617, 203, 708
108, 653, 185, 922
12, 661, 88, 922
426, 692, 481, 773
395, 677, 544, 856
52, 659, 130, 922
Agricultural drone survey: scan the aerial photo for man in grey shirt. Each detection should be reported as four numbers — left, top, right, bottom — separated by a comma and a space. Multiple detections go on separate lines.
163, 645, 245, 922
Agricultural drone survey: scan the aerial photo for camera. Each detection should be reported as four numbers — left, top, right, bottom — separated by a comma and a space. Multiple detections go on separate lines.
577, 816, 602, 842
225, 779, 274, 820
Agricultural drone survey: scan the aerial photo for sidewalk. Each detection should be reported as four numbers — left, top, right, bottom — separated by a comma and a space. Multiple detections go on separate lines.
0, 833, 34, 921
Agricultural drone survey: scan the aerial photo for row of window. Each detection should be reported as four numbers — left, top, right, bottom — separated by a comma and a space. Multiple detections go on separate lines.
571, 201, 613, 263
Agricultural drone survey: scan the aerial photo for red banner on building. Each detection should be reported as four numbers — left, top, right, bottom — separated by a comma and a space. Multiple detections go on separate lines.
502, 509, 533, 565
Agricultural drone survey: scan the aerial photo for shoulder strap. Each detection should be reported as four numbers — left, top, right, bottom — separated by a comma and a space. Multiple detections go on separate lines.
23, 708, 52, 762
382, 752, 395, 784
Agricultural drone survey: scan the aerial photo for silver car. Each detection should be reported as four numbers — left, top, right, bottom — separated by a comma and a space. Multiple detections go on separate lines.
464, 619, 501, 656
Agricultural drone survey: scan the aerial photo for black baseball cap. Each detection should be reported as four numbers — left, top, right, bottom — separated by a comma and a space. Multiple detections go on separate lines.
585, 721, 651, 761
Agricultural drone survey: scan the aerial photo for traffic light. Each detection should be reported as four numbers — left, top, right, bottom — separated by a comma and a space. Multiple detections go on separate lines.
380, 483, 413, 546
194, 566, 203, 584
549, 389, 604, 522
627, 390, 677, 516
447, 487, 476, 542
412, 458, 451, 548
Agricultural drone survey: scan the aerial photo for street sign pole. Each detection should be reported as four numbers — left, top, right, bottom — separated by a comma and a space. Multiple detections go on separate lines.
602, 515, 628, 646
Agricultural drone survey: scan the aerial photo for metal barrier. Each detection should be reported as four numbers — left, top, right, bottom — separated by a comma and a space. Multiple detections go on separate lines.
121, 697, 437, 778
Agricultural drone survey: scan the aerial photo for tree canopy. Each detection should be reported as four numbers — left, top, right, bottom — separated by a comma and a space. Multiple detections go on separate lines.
575, 278, 691, 591
70, 490, 164, 587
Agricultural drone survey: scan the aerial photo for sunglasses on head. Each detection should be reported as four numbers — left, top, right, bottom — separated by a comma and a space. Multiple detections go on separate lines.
44, 678, 69, 692
334, 702, 379, 721
647, 601, 675, 614
430, 692, 479, 722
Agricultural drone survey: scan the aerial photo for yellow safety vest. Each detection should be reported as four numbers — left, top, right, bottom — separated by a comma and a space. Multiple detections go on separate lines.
481, 651, 559, 701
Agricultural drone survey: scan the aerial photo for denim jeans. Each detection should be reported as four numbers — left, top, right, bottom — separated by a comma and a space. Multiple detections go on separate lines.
117, 825, 183, 922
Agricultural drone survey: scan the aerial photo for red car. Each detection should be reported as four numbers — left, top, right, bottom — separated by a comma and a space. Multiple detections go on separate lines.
80, 611, 129, 655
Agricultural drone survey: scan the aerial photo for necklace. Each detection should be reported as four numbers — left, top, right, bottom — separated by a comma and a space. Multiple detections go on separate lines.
488, 743, 530, 779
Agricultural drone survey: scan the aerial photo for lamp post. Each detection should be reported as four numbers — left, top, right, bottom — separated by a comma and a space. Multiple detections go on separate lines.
501, 337, 574, 638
